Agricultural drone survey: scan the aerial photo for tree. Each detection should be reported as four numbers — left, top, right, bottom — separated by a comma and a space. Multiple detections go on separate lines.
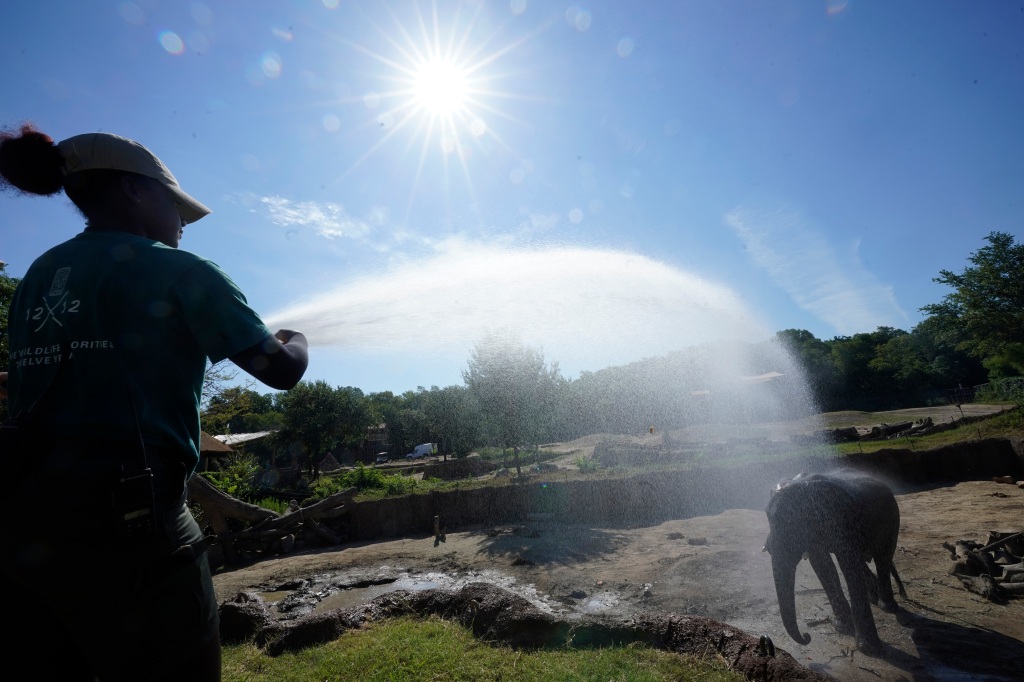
273, 381, 370, 478
201, 360, 245, 410
920, 231, 1024, 377
909, 316, 987, 390
202, 386, 280, 435
776, 329, 841, 411
869, 331, 937, 399
332, 385, 375, 453
422, 384, 481, 458
367, 390, 429, 458
0, 264, 17, 421
463, 331, 561, 478
826, 328, 908, 410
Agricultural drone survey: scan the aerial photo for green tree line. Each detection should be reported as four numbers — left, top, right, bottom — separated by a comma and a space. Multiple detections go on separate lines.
2, 231, 1021, 455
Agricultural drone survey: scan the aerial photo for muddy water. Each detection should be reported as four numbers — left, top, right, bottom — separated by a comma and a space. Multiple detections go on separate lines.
261, 569, 578, 621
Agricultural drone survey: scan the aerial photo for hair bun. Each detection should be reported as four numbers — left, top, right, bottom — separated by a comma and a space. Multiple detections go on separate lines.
0, 124, 65, 196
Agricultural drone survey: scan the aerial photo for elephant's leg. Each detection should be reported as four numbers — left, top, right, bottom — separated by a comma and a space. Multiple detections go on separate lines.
861, 562, 880, 605
808, 550, 854, 635
873, 555, 899, 613
838, 553, 884, 655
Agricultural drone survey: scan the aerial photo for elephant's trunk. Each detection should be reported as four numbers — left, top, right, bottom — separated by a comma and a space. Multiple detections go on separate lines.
773, 554, 811, 645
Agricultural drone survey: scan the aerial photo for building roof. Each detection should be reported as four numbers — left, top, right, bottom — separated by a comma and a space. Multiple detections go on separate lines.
200, 431, 233, 453
213, 431, 275, 446
740, 372, 786, 383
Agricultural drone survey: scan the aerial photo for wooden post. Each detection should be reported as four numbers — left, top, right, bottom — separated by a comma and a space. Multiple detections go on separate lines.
433, 515, 446, 545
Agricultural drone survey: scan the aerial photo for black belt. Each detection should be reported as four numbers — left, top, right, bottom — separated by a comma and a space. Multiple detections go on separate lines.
35, 440, 188, 508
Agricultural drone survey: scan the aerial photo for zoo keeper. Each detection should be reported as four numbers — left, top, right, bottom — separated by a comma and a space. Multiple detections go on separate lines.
0, 125, 309, 681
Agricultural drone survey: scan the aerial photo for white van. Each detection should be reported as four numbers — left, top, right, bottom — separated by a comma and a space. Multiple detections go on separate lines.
406, 443, 437, 459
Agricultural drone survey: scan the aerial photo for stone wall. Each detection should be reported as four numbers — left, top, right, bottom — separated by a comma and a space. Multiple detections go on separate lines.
345, 438, 1023, 542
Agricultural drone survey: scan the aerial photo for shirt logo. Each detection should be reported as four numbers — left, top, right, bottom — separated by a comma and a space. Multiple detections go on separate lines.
49, 267, 71, 297
28, 267, 81, 332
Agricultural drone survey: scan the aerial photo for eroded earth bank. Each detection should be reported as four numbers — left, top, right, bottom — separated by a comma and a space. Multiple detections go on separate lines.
213, 422, 1024, 681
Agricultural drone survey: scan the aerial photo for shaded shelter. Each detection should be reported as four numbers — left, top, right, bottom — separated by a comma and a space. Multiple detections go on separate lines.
199, 431, 233, 472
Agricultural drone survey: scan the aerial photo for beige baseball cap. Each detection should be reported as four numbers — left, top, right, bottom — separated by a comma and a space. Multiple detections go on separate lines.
58, 132, 211, 224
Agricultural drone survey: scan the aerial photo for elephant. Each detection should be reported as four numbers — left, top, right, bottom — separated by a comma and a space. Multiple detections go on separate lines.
863, 557, 907, 607
763, 470, 903, 655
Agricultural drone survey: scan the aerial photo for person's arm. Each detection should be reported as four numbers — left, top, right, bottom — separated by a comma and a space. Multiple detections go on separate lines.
229, 329, 308, 390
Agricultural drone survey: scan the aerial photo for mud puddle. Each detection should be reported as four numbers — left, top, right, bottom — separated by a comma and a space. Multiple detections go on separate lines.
260, 568, 583, 621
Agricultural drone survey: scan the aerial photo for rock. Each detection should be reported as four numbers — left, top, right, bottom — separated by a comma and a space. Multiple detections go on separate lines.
265, 605, 368, 656
227, 582, 831, 680
219, 592, 284, 646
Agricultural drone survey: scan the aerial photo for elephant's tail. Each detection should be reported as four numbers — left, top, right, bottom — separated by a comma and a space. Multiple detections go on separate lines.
892, 562, 907, 599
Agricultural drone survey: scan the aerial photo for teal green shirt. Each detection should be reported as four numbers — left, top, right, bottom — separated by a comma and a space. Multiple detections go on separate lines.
7, 231, 272, 474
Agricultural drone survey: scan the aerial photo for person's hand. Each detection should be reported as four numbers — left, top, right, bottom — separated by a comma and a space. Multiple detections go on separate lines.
231, 330, 308, 390
274, 329, 306, 346
0, 371, 7, 400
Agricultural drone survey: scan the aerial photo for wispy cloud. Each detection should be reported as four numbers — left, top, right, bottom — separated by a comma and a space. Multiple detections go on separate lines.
225, 192, 428, 253
231, 191, 581, 257
725, 205, 908, 335
518, 208, 561, 234
259, 195, 374, 240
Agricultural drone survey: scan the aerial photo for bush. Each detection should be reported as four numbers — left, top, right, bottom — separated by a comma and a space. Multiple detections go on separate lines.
474, 446, 508, 464
200, 453, 261, 501
976, 377, 1024, 403
575, 455, 599, 473
253, 496, 290, 514
311, 464, 419, 499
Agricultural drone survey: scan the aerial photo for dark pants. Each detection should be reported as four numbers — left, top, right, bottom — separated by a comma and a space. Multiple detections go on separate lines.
2, 441, 221, 681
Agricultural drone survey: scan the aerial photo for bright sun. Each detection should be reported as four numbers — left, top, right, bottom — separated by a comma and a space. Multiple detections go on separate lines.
332, 3, 540, 221
412, 58, 470, 117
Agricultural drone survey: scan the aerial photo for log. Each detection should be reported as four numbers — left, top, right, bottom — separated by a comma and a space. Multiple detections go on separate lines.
946, 539, 1001, 578
1000, 563, 1024, 579
305, 518, 342, 545
187, 477, 357, 562
956, 574, 1007, 603
999, 582, 1024, 595
952, 540, 977, 559
188, 474, 279, 524
213, 528, 302, 543
289, 487, 357, 515
950, 559, 980, 577
247, 488, 356, 533
187, 475, 280, 564
879, 421, 913, 437
944, 531, 1024, 601
314, 505, 353, 521
981, 531, 1023, 555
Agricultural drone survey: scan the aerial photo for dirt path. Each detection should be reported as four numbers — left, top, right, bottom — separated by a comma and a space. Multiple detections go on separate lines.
213, 478, 1024, 681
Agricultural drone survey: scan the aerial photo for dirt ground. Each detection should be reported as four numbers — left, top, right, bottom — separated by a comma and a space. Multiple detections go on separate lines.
213, 405, 1024, 681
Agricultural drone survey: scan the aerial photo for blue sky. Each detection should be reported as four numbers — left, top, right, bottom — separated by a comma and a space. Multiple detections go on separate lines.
2, 1, 1022, 395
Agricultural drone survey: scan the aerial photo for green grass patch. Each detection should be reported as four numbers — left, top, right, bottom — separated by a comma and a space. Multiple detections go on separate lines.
306, 405, 1023, 503
222, 616, 743, 682
472, 445, 563, 469
834, 405, 1022, 455
253, 496, 290, 514
312, 464, 420, 499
